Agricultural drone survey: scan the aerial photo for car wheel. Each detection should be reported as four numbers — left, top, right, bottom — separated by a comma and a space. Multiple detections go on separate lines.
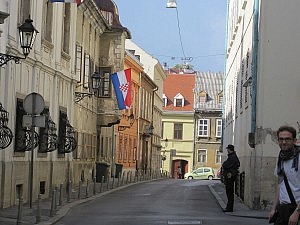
188, 176, 193, 180
208, 176, 213, 180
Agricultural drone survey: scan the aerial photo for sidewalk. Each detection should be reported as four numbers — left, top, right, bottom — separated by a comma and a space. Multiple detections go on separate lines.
209, 182, 269, 220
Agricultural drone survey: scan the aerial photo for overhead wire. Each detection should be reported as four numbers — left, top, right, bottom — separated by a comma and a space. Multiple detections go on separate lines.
175, 6, 187, 59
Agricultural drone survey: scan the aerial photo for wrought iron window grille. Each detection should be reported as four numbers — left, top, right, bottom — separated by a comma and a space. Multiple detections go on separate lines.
0, 103, 13, 149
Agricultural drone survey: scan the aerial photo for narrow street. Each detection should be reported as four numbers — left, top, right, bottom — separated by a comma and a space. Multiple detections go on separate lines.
54, 179, 269, 225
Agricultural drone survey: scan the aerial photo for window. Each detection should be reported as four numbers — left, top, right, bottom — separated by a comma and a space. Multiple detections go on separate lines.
175, 98, 183, 107
199, 96, 206, 104
19, 0, 31, 24
199, 92, 207, 104
216, 150, 222, 164
96, 67, 111, 98
14, 99, 26, 152
128, 138, 132, 162
39, 108, 50, 153
198, 119, 209, 137
62, 4, 71, 54
215, 119, 222, 138
218, 92, 223, 105
124, 137, 128, 161
173, 93, 184, 107
197, 149, 207, 163
133, 138, 137, 161
83, 54, 90, 88
75, 45, 82, 82
43, 0, 53, 42
100, 136, 104, 158
173, 123, 183, 140
162, 94, 168, 107
40, 181, 46, 194
58, 110, 67, 154
85, 134, 92, 159
118, 134, 123, 160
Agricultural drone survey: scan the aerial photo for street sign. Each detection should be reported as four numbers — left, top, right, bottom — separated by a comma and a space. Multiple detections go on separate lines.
23, 115, 46, 128
23, 92, 45, 115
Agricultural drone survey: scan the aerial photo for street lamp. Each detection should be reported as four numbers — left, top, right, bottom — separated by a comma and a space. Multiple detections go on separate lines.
74, 72, 102, 102
161, 138, 168, 172
0, 18, 38, 67
167, 0, 177, 8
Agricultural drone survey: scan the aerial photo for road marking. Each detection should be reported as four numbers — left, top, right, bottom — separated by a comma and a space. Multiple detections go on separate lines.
134, 193, 151, 196
168, 220, 203, 224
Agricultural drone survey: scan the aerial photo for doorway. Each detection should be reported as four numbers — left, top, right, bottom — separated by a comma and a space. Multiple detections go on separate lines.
172, 159, 188, 179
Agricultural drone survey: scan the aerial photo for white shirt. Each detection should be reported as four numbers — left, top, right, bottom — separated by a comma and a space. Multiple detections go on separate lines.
274, 154, 300, 204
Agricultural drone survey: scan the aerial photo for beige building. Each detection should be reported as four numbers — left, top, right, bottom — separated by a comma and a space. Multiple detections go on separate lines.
73, 0, 130, 184
194, 72, 223, 174
224, 0, 300, 208
0, 0, 78, 208
0, 0, 129, 208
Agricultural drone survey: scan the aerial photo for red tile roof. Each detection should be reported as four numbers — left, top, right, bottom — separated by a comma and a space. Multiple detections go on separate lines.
163, 73, 195, 111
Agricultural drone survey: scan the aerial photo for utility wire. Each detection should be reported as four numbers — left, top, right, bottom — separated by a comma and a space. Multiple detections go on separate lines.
175, 6, 187, 59
151, 53, 225, 59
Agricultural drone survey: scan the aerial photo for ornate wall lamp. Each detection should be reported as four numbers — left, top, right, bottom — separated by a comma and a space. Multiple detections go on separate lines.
74, 72, 101, 103
161, 138, 168, 161
0, 18, 38, 67
0, 103, 13, 149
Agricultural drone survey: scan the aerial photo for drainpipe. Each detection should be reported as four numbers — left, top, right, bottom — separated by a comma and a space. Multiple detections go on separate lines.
150, 86, 158, 175
251, 0, 259, 135
221, 0, 230, 152
251, 0, 261, 210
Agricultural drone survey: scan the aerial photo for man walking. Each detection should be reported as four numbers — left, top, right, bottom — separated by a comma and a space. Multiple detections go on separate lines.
222, 144, 240, 212
269, 125, 300, 225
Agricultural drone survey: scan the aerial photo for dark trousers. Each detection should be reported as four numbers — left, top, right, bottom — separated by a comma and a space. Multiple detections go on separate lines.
275, 204, 297, 225
225, 177, 235, 210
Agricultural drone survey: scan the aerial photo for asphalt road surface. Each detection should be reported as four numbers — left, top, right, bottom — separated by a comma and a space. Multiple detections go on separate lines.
55, 179, 268, 225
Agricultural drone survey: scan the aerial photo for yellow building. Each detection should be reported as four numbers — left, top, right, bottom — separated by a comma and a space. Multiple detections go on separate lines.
162, 72, 195, 177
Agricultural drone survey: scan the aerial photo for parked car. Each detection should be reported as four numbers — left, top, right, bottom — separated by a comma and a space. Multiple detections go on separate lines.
184, 167, 215, 180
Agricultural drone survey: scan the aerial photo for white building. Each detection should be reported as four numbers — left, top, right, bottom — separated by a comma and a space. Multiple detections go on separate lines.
224, 0, 300, 209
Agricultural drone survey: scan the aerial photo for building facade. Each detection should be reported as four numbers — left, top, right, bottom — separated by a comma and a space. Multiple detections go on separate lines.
114, 49, 142, 176
224, 0, 300, 208
194, 72, 223, 174
162, 72, 195, 177
0, 0, 129, 208
125, 39, 166, 175
0, 0, 78, 208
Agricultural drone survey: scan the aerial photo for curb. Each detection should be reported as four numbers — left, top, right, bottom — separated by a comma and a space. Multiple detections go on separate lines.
208, 184, 268, 220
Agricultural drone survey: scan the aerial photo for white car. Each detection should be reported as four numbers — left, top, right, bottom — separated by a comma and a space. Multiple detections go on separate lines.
184, 167, 215, 180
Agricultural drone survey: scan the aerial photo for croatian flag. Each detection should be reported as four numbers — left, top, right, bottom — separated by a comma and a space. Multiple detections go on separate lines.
111, 69, 132, 110
50, 0, 82, 3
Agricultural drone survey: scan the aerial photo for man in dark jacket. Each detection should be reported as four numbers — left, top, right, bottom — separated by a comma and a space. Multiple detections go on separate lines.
222, 144, 240, 212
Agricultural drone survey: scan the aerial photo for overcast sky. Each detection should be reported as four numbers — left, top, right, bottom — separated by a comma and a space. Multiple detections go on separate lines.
113, 0, 227, 72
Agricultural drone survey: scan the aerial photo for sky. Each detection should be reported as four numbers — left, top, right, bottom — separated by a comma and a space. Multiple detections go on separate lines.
113, 0, 227, 72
